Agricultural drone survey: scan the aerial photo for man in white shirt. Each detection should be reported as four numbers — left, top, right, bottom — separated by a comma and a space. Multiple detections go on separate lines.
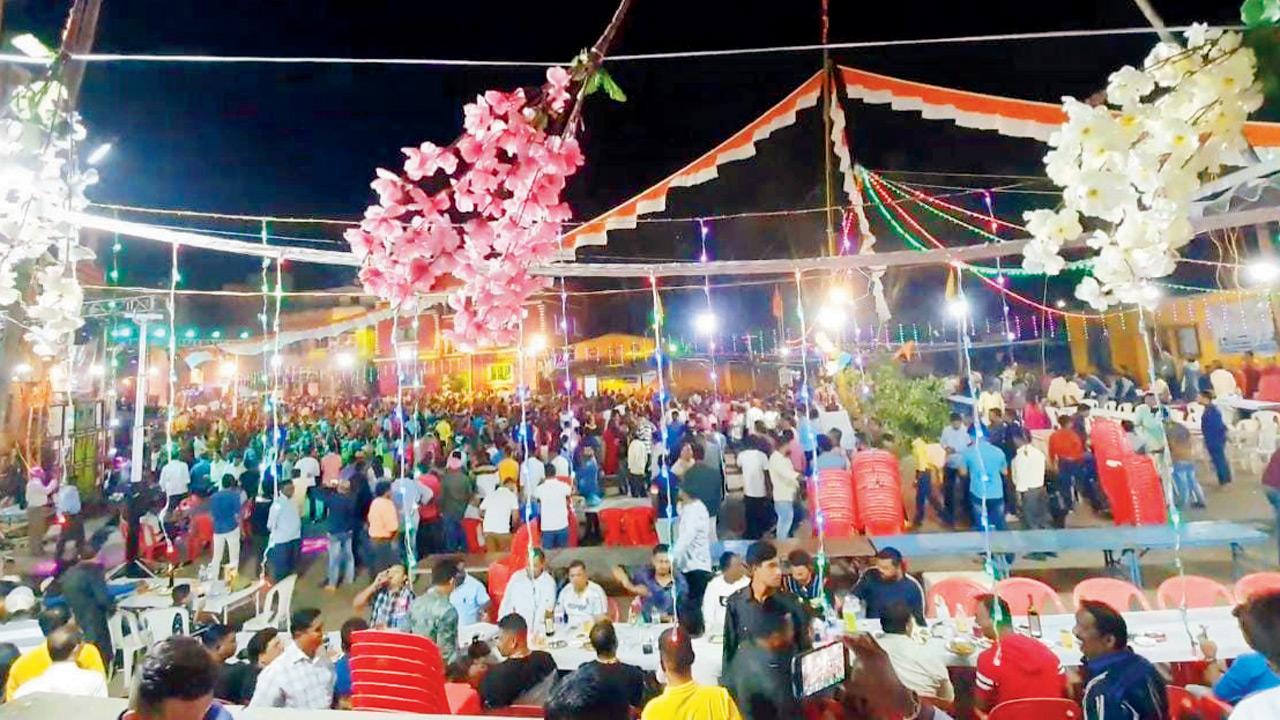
266, 480, 302, 581
13, 627, 107, 699
497, 549, 557, 630
555, 560, 607, 628
1010, 432, 1051, 530
768, 438, 801, 539
480, 477, 520, 552
626, 435, 649, 498
158, 454, 191, 503
1230, 592, 1280, 720
535, 473, 573, 549
735, 438, 770, 539
551, 451, 571, 479
876, 602, 954, 705
292, 451, 321, 517
701, 551, 749, 638
519, 452, 545, 501
671, 487, 714, 635
24, 470, 50, 557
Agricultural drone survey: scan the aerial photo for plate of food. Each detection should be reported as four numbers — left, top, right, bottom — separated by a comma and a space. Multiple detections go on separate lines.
946, 636, 979, 657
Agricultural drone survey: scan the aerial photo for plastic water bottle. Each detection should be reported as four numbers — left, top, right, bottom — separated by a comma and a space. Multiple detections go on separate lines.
843, 595, 861, 633
934, 597, 952, 623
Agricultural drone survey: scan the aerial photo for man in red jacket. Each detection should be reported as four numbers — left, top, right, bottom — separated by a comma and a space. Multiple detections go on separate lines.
974, 594, 1067, 712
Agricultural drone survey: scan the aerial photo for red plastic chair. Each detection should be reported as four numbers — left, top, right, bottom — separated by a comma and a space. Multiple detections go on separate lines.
139, 522, 181, 563
487, 561, 513, 622
988, 698, 1082, 720
1234, 572, 1280, 602
598, 508, 627, 546
508, 522, 540, 569
1072, 577, 1152, 612
624, 506, 659, 546
1156, 575, 1234, 609
1167, 686, 1198, 720
1197, 694, 1234, 720
926, 577, 989, 618
186, 513, 214, 563
1258, 374, 1280, 402
461, 518, 483, 553
349, 629, 481, 715
995, 577, 1068, 615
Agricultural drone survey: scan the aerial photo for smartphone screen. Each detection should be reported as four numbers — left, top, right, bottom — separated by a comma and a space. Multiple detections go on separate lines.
792, 641, 848, 698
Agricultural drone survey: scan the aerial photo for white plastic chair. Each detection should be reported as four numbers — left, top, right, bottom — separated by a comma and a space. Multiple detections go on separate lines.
1185, 402, 1205, 426
1255, 410, 1280, 432
1256, 421, 1279, 472
1081, 398, 1098, 409
1169, 408, 1187, 423
108, 611, 150, 688
1118, 402, 1135, 416
243, 573, 296, 632
1104, 400, 1118, 412
140, 607, 190, 643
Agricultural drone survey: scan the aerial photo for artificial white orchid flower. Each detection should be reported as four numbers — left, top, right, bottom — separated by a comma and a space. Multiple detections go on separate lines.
1106, 66, 1155, 108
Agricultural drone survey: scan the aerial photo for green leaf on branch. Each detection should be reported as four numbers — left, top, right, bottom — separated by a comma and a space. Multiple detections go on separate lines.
583, 68, 626, 103
1242, 0, 1280, 27
598, 70, 627, 102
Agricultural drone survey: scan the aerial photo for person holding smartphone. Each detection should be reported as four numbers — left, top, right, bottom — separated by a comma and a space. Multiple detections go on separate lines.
723, 603, 799, 720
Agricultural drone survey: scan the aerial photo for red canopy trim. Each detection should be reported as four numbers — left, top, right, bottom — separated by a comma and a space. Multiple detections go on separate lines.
559, 70, 824, 254
837, 65, 1280, 147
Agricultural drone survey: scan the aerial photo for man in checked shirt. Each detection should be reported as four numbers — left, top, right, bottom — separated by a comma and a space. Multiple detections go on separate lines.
248, 608, 334, 709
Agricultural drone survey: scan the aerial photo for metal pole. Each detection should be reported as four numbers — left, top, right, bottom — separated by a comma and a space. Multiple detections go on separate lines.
129, 315, 157, 484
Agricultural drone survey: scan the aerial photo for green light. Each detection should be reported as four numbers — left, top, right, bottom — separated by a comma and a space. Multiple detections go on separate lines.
239, 330, 250, 339
184, 329, 196, 339
109, 270, 118, 281
116, 327, 133, 338
211, 330, 222, 339
667, 342, 678, 353
112, 243, 122, 252
173, 271, 182, 283
153, 328, 166, 339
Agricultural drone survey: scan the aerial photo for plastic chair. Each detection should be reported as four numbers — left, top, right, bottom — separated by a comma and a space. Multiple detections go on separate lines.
926, 577, 989, 618
487, 561, 512, 622
1196, 694, 1234, 720
994, 577, 1068, 615
598, 508, 627, 546
186, 513, 214, 563
1233, 572, 1280, 602
243, 573, 296, 631
107, 611, 149, 688
625, 506, 659, 545
1072, 577, 1152, 612
987, 698, 1082, 720
1156, 575, 1234, 609
140, 606, 190, 643
350, 629, 482, 715
1167, 686, 1198, 720
461, 518, 483, 553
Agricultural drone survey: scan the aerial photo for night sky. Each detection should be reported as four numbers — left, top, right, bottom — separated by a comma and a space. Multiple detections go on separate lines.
3, 1, 1259, 338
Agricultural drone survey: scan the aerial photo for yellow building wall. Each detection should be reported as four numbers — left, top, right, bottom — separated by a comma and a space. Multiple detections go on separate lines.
1067, 290, 1280, 383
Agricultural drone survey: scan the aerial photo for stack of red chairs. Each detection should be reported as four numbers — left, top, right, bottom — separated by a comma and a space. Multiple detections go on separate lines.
598, 508, 628, 546
1089, 419, 1167, 526
852, 449, 905, 536
1122, 455, 1168, 525
811, 468, 857, 538
349, 630, 481, 714
622, 506, 659, 545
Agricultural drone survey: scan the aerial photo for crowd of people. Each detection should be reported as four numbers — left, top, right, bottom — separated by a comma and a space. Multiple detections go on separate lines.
2, 346, 1279, 719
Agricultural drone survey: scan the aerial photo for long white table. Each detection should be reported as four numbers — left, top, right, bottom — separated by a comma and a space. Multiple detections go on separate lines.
534, 608, 1243, 681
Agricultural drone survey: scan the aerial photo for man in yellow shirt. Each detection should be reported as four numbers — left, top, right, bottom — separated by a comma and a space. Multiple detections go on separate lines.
641, 628, 741, 720
910, 438, 947, 529
6, 607, 106, 700
497, 454, 519, 485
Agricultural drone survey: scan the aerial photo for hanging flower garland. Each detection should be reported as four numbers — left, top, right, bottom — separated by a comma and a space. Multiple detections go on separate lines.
1021, 23, 1264, 310
0, 76, 96, 357
346, 3, 631, 348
